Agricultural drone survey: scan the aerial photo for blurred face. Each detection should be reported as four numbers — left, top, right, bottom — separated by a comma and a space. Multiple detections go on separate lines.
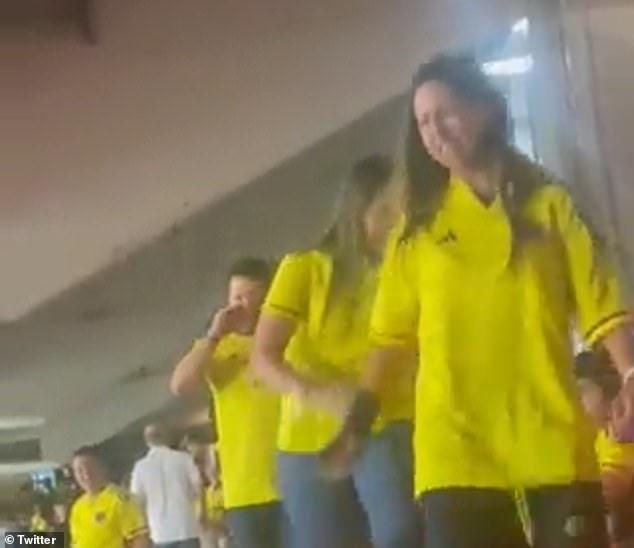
363, 187, 400, 254
413, 80, 494, 172
72, 455, 106, 494
577, 378, 610, 426
227, 275, 267, 331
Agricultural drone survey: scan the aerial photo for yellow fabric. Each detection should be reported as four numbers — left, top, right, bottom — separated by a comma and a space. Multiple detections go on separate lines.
596, 429, 634, 471
371, 176, 629, 495
199, 334, 280, 508
30, 514, 49, 533
263, 249, 415, 453
196, 484, 224, 522
70, 484, 147, 548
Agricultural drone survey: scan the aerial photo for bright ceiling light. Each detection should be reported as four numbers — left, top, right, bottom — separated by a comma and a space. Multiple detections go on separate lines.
512, 18, 529, 35
0, 461, 58, 476
482, 55, 534, 76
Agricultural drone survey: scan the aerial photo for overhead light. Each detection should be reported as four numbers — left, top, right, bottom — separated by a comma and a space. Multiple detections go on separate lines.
512, 18, 529, 35
482, 55, 534, 76
0, 461, 58, 476
0, 417, 46, 430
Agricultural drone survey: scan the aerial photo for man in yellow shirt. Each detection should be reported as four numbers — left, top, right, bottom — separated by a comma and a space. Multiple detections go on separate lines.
171, 258, 281, 548
69, 445, 149, 548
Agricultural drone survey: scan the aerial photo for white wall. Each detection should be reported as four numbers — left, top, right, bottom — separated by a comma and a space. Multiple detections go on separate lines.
0, 0, 521, 321
585, 4, 634, 287
524, 0, 634, 296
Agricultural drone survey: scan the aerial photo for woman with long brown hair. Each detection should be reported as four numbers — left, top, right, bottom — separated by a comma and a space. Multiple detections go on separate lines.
252, 154, 419, 548
323, 55, 634, 548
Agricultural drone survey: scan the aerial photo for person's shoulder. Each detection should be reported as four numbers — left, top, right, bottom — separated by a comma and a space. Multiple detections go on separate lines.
274, 249, 330, 281
153, 445, 185, 463
131, 453, 150, 473
133, 452, 149, 466
172, 448, 195, 465
106, 484, 127, 498
280, 249, 325, 266
530, 179, 573, 207
215, 331, 251, 357
511, 155, 572, 208
106, 485, 135, 506
513, 159, 579, 227
70, 492, 88, 513
528, 182, 598, 239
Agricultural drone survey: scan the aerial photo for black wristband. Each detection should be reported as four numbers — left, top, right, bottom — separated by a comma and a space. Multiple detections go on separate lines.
342, 389, 379, 438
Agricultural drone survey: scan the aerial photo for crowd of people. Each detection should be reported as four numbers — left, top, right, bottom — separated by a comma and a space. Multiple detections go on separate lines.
23, 53, 634, 548
18, 429, 227, 548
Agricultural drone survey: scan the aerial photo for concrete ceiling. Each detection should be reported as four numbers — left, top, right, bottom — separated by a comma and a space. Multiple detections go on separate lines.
587, 3, 634, 285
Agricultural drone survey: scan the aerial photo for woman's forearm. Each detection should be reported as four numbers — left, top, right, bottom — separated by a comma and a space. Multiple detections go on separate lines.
170, 338, 218, 396
251, 351, 310, 395
251, 313, 310, 395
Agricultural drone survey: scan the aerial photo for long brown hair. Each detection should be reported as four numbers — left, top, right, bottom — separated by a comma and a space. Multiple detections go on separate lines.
401, 54, 544, 242
319, 154, 394, 293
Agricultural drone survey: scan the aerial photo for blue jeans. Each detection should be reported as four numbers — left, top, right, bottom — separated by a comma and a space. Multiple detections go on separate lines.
421, 483, 609, 548
278, 421, 420, 548
154, 539, 200, 548
225, 502, 284, 548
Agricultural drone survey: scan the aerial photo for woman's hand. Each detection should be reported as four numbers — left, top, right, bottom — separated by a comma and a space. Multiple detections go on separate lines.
319, 429, 364, 481
318, 389, 380, 480
206, 304, 244, 340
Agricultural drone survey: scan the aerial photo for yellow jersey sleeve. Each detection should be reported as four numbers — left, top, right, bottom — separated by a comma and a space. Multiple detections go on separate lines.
553, 187, 629, 345
370, 221, 419, 347
263, 252, 311, 322
596, 428, 634, 471
116, 492, 148, 541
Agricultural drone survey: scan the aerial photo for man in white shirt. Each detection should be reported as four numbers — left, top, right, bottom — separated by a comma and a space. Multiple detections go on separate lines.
131, 423, 202, 548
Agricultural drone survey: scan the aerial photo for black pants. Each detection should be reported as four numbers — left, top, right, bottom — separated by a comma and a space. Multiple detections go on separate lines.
225, 502, 284, 548
421, 483, 609, 548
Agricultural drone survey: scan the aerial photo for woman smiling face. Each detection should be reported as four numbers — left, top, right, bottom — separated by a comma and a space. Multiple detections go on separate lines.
413, 79, 499, 174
